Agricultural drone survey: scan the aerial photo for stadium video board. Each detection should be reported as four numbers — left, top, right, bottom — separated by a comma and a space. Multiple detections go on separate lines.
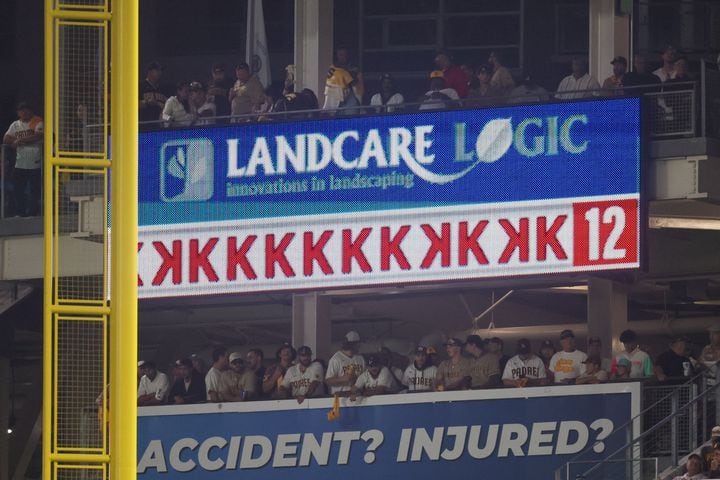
137, 98, 641, 298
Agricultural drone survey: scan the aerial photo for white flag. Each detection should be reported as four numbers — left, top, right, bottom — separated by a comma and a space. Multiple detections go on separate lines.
246, 0, 271, 88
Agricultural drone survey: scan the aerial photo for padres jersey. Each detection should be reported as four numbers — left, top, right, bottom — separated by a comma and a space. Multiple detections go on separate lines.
326, 351, 366, 394
403, 364, 437, 392
502, 354, 546, 381
282, 362, 324, 397
436, 357, 473, 389
468, 353, 500, 388
549, 350, 587, 383
354, 366, 393, 391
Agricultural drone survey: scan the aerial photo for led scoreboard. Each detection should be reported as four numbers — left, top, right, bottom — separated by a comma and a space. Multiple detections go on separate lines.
137, 98, 641, 298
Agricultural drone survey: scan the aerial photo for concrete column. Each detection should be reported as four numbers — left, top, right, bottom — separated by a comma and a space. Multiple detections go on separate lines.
587, 278, 628, 363
589, 0, 631, 84
292, 293, 332, 362
0, 356, 9, 480
294, 0, 334, 106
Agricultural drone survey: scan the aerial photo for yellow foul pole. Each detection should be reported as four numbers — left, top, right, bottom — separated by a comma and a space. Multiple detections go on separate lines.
110, 2, 139, 480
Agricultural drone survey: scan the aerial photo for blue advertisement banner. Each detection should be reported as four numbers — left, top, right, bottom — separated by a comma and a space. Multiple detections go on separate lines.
138, 98, 640, 227
137, 384, 640, 479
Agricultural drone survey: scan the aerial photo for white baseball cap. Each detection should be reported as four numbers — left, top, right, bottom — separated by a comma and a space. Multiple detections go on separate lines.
345, 331, 361, 343
138, 360, 146, 368
229, 352, 243, 363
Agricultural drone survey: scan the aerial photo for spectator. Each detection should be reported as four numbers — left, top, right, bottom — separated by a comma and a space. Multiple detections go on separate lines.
403, 346, 437, 392
488, 51, 515, 95
601, 56, 627, 96
708, 447, 720, 478
666, 56, 693, 84
325, 331, 366, 396
654, 45, 677, 83
419, 71, 459, 111
190, 354, 208, 376
350, 355, 393, 400
280, 346, 324, 403
610, 329, 653, 379
613, 357, 632, 380
672, 453, 707, 480
702, 427, 720, 474
230, 62, 265, 120
334, 47, 364, 103
137, 361, 170, 406
585, 336, 610, 371
272, 88, 320, 120
370, 73, 404, 113
221, 353, 258, 401
623, 54, 662, 91
205, 346, 228, 402
575, 356, 608, 384
377, 346, 405, 393
461, 63, 480, 93
487, 337, 510, 373
539, 339, 556, 371
549, 330, 588, 384
502, 338, 547, 387
3, 102, 43, 217
322, 63, 356, 111
656, 336, 696, 382
246, 348, 266, 387
700, 326, 720, 388
434, 50, 469, 98
263, 343, 296, 398
508, 72, 549, 103
189, 81, 216, 126
464, 335, 500, 388
435, 338, 473, 391
168, 358, 206, 404
467, 64, 501, 103
556, 58, 601, 100
162, 81, 195, 128
139, 61, 168, 126
207, 62, 232, 120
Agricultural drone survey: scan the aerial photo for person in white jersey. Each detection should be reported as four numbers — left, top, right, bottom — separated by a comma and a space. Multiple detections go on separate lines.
502, 339, 547, 387
137, 361, 170, 405
325, 331, 366, 396
280, 346, 325, 403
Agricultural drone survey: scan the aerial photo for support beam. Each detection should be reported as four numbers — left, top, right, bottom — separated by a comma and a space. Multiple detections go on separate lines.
109, 2, 138, 480
292, 293, 332, 361
294, 0, 333, 106
0, 357, 8, 480
587, 277, 628, 365
589, 0, 630, 84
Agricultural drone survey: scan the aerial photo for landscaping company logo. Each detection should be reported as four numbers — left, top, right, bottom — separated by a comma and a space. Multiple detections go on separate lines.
160, 139, 214, 202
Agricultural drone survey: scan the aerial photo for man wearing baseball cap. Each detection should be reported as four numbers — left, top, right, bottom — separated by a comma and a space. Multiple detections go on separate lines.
465, 335, 500, 388
656, 336, 695, 383
221, 352, 258, 402
280, 346, 325, 403
350, 355, 394, 400
549, 330, 588, 384
502, 339, 547, 388
326, 331, 366, 396
601, 56, 627, 95
137, 361, 170, 406
168, 358, 206, 404
403, 346, 437, 392
435, 338, 473, 391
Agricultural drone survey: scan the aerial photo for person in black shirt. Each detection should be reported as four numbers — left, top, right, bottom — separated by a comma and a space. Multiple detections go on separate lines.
622, 54, 661, 94
207, 62, 232, 122
168, 358, 206, 404
656, 336, 695, 382
139, 62, 169, 129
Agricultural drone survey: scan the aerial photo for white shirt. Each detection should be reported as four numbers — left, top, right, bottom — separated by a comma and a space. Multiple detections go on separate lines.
612, 348, 654, 378
5, 117, 44, 169
282, 362, 325, 397
549, 350, 588, 383
162, 96, 195, 127
653, 67, 677, 83
402, 364, 437, 391
354, 366, 394, 391
502, 354, 547, 381
205, 366, 224, 401
193, 101, 216, 125
137, 371, 170, 402
556, 73, 601, 99
419, 88, 460, 111
326, 351, 366, 395
370, 93, 404, 112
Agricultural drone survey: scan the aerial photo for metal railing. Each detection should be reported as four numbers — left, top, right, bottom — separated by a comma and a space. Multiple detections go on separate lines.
565, 457, 659, 480
558, 369, 720, 480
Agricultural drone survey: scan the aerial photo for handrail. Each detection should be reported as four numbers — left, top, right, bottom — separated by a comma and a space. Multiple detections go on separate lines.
562, 371, 719, 480
81, 80, 698, 131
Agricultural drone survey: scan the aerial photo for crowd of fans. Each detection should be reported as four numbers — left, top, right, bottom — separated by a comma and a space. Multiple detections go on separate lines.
139, 45, 698, 129
135, 325, 720, 406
